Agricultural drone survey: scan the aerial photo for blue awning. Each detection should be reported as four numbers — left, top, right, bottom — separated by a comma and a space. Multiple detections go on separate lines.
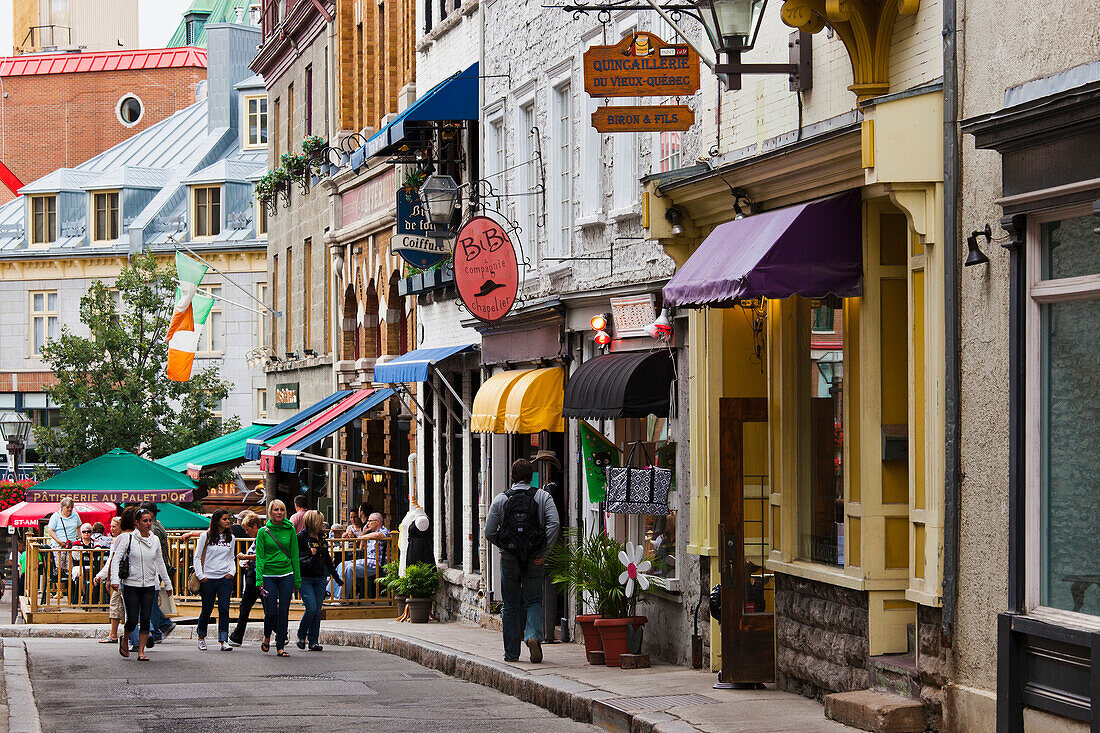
373, 344, 477, 384
362, 63, 479, 159
244, 390, 353, 461
279, 388, 397, 472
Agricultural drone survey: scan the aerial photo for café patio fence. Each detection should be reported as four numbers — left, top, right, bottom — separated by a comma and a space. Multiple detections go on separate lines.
22, 532, 402, 624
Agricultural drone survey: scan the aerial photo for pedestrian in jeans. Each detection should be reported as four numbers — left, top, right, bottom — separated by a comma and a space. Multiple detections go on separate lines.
228, 512, 263, 647
110, 508, 172, 661
255, 500, 300, 656
485, 459, 560, 663
194, 509, 237, 651
296, 510, 342, 650
125, 502, 177, 651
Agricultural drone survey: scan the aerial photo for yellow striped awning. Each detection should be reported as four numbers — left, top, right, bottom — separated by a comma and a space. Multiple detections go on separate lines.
471, 370, 533, 433
503, 367, 565, 434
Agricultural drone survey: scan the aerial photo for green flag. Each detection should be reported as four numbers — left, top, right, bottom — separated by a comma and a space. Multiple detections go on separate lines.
578, 420, 619, 503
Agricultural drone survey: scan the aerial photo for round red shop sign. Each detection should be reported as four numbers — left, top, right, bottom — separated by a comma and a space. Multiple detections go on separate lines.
454, 216, 519, 323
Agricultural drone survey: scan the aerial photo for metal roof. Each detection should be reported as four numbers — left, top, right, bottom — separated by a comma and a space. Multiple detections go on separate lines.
168, 0, 254, 48
18, 169, 101, 194
182, 153, 265, 185
0, 47, 207, 77
80, 167, 172, 191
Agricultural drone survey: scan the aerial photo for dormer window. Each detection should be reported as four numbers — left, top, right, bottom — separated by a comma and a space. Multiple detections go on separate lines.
30, 195, 56, 245
193, 185, 222, 238
91, 191, 120, 242
244, 95, 268, 149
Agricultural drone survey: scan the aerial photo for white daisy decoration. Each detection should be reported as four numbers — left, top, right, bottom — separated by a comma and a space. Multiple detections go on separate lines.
618, 542, 652, 598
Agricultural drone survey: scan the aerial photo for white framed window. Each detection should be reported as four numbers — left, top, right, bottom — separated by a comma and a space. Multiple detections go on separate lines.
256, 282, 268, 350
256, 388, 268, 419
192, 185, 222, 239
548, 81, 572, 259
91, 191, 120, 242
512, 98, 538, 270
197, 284, 224, 355
1025, 205, 1100, 621
579, 86, 603, 220
484, 111, 505, 199
30, 291, 58, 355
116, 94, 144, 127
655, 132, 682, 173
30, 195, 57, 245
243, 95, 268, 149
611, 17, 640, 216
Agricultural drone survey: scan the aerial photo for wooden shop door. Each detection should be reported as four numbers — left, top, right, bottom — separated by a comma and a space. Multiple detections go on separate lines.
717, 397, 775, 686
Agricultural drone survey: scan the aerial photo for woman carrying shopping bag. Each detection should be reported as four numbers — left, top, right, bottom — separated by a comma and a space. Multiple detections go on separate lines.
93, 512, 132, 644
193, 509, 237, 651
110, 508, 172, 661
255, 500, 299, 657
296, 510, 341, 651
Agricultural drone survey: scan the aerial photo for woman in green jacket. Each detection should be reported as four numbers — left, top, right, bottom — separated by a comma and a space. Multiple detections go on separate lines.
256, 500, 300, 656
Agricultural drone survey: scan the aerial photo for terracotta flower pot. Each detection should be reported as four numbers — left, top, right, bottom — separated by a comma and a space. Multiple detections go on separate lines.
576, 614, 604, 665
593, 616, 647, 668
406, 597, 432, 623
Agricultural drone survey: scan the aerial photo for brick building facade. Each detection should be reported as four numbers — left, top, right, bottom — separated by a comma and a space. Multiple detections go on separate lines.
0, 48, 208, 203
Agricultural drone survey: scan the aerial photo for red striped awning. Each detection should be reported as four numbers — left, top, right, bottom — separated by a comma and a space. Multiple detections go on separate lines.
258, 390, 377, 473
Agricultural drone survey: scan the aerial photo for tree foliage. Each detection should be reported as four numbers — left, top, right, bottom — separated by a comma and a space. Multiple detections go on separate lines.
36, 252, 238, 469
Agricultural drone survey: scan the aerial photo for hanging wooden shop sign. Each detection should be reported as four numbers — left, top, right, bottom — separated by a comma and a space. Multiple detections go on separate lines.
583, 32, 700, 98
454, 216, 519, 323
592, 104, 696, 133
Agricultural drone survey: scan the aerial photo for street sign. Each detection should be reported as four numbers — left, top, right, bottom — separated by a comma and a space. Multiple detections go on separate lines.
393, 192, 453, 269
583, 32, 700, 98
592, 105, 695, 133
454, 216, 519, 323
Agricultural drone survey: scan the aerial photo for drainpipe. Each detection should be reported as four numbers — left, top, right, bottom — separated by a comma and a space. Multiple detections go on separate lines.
941, 0, 961, 641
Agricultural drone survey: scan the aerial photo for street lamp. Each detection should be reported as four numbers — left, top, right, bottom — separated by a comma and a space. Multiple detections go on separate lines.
418, 174, 460, 233
0, 411, 30, 624
693, 0, 812, 91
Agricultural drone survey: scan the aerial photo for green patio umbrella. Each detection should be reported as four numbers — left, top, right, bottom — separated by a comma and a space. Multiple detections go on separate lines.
26, 449, 198, 504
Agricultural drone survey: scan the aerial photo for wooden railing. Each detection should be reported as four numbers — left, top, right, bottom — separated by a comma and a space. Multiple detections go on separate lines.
22, 532, 401, 620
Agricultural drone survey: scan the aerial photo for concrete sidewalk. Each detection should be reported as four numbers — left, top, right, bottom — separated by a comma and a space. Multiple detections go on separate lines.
0, 619, 855, 733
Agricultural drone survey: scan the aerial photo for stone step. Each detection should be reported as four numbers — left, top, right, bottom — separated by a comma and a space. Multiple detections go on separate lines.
869, 653, 920, 699
824, 689, 927, 733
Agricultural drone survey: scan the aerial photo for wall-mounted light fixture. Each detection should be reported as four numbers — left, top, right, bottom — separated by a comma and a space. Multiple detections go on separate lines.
664, 206, 686, 235
645, 308, 674, 342
965, 223, 992, 267
591, 313, 612, 347
419, 174, 460, 233
695, 0, 812, 91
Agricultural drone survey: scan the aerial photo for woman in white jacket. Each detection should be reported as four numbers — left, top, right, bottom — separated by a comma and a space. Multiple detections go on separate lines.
194, 509, 236, 651
110, 508, 171, 661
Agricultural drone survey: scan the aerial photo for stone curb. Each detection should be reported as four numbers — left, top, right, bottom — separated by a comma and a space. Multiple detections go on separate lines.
0, 625, 706, 732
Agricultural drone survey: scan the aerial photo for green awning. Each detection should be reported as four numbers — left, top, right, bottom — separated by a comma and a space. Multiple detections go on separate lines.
155, 423, 278, 477
154, 502, 209, 530
28, 449, 198, 504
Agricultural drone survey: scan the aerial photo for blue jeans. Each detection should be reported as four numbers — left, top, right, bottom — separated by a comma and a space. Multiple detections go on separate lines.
297, 575, 327, 644
261, 575, 295, 650
331, 560, 378, 599
129, 595, 171, 647
499, 554, 544, 661
197, 577, 233, 642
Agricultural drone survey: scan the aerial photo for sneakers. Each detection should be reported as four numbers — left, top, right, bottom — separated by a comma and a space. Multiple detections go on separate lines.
308, 643, 324, 652
526, 638, 543, 664
197, 639, 207, 651
296, 638, 306, 650
161, 623, 177, 640
227, 635, 242, 647
220, 641, 233, 651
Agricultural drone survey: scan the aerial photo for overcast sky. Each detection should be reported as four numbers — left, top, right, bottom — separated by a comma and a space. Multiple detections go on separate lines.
0, 0, 194, 55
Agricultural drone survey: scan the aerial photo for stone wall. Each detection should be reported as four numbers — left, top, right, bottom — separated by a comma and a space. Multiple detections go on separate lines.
918, 605, 947, 731
775, 573, 869, 699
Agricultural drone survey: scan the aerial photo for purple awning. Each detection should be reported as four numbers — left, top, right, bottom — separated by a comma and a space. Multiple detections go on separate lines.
662, 189, 862, 307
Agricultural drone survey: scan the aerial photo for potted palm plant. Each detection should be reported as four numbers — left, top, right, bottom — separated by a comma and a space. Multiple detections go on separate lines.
379, 559, 404, 614
399, 562, 440, 623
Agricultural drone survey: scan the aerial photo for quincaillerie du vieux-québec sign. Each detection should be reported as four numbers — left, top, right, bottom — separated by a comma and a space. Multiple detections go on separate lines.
583, 32, 700, 98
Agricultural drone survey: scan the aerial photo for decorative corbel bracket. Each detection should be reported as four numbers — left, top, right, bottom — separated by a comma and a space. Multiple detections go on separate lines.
779, 0, 920, 100
887, 183, 939, 247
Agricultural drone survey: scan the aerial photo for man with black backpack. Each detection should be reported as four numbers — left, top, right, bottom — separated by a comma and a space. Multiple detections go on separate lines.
485, 458, 560, 663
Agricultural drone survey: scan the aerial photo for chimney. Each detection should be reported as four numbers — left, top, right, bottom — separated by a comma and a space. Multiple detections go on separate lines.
203, 23, 262, 134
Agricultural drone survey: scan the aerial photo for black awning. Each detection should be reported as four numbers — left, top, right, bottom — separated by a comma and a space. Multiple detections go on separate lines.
563, 350, 675, 420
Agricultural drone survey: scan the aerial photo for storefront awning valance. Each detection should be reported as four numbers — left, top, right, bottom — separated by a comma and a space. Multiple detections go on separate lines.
27, 449, 197, 504
362, 63, 479, 158
244, 390, 353, 461
471, 370, 532, 434
155, 423, 277, 477
563, 350, 675, 420
373, 344, 478, 383
504, 367, 566, 435
662, 189, 863, 307
259, 390, 380, 473
279, 388, 396, 473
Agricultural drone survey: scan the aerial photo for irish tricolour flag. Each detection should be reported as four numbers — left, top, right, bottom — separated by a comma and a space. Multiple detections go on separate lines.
166, 252, 214, 382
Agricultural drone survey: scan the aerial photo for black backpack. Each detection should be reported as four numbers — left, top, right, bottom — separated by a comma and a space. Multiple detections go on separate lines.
495, 487, 545, 563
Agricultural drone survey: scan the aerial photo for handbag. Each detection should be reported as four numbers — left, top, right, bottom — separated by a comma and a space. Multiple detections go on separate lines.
186, 536, 210, 594
157, 588, 177, 616
117, 536, 132, 580
605, 441, 672, 515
